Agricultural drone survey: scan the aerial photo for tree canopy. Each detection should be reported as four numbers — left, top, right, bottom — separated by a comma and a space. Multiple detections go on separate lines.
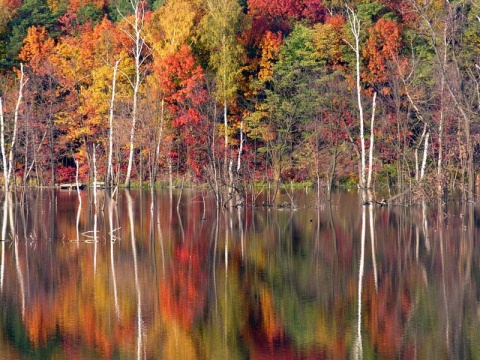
0, 0, 478, 201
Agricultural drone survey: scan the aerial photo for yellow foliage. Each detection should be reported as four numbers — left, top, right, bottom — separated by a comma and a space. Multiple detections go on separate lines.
45, 0, 68, 13
147, 0, 199, 59
314, 15, 346, 68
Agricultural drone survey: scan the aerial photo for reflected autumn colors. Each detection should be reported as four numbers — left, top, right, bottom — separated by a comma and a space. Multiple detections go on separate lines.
1, 189, 480, 359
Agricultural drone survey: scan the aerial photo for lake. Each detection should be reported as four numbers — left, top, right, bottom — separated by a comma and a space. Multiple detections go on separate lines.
0, 188, 479, 359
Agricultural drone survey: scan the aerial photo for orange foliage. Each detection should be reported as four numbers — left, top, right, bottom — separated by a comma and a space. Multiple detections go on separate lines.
19, 26, 56, 76
258, 31, 283, 82
363, 18, 402, 86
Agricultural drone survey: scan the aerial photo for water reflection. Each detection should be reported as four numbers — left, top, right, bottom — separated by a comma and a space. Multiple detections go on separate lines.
353, 205, 366, 360
1, 189, 480, 358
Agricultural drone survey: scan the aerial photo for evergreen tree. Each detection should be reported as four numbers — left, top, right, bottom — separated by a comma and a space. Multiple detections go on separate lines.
0, 0, 59, 68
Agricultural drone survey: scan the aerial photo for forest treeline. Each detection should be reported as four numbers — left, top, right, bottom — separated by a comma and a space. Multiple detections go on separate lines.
0, 0, 479, 203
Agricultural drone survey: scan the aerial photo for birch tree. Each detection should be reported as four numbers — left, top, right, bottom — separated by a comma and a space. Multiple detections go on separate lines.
118, 0, 150, 188
106, 59, 121, 189
0, 64, 28, 191
367, 92, 377, 189
345, 5, 367, 190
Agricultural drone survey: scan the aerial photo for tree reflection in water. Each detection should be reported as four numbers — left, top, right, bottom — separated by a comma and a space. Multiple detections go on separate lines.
0, 189, 479, 358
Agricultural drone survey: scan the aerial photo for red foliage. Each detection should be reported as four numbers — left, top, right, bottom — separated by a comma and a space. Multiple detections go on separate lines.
247, 0, 326, 34
56, 165, 77, 183
378, 0, 417, 24
156, 45, 207, 117
155, 45, 209, 178
2, 0, 21, 11
300, 0, 327, 23
325, 13, 345, 30
363, 18, 402, 86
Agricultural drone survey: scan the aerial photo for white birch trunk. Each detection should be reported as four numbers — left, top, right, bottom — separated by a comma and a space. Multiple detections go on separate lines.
437, 22, 448, 182
7, 64, 27, 189
211, 104, 220, 205
93, 144, 98, 207
107, 59, 120, 188
224, 98, 229, 181
367, 92, 377, 189
420, 131, 429, 181
236, 120, 243, 173
1, 64, 28, 191
76, 195, 81, 249
152, 98, 165, 184
415, 123, 427, 182
75, 159, 81, 205
122, 1, 148, 189
346, 6, 366, 189
223, 33, 229, 179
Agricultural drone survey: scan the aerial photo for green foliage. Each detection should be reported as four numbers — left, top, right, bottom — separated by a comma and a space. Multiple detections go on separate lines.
457, 5, 480, 70
357, 1, 389, 25
151, 0, 165, 11
270, 24, 323, 123
77, 4, 104, 26
107, 0, 135, 22
0, 0, 59, 68
199, 0, 246, 104
376, 162, 397, 188
254, 24, 327, 179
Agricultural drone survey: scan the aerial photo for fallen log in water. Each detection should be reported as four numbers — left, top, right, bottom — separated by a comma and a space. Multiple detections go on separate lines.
58, 183, 86, 190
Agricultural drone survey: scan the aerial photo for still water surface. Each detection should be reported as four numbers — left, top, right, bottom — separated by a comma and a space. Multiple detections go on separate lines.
0, 188, 479, 359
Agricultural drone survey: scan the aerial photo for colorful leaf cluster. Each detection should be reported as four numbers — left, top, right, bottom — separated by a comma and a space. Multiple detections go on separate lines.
0, 0, 478, 191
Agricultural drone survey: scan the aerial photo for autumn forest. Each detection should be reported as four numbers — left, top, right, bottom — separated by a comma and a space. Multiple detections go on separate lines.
0, 0, 479, 203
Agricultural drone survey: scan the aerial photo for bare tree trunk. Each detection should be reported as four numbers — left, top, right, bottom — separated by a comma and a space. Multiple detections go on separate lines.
224, 98, 228, 180
367, 92, 377, 190
420, 131, 429, 181
1, 63, 28, 191
346, 6, 366, 190
121, 0, 149, 189
236, 119, 243, 173
415, 123, 428, 182
107, 59, 121, 189
75, 158, 81, 205
437, 24, 447, 190
211, 103, 221, 205
222, 33, 230, 183
93, 144, 98, 207
151, 98, 165, 187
